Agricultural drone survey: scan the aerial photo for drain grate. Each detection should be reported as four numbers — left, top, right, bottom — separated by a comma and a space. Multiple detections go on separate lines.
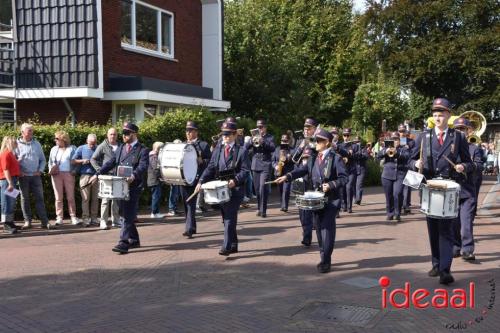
340, 276, 380, 289
292, 302, 380, 327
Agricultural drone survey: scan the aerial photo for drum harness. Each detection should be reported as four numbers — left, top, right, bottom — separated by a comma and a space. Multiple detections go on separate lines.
115, 143, 143, 177
215, 143, 240, 182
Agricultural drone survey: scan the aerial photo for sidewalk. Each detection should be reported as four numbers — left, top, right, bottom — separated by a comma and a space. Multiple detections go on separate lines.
1, 177, 499, 332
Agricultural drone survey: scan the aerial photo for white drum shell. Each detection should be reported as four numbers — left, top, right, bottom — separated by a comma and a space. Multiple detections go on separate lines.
202, 181, 231, 204
296, 191, 326, 211
159, 143, 198, 186
98, 175, 129, 200
420, 180, 460, 219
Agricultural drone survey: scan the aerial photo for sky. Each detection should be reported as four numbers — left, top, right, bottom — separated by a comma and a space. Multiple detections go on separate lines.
353, 0, 367, 13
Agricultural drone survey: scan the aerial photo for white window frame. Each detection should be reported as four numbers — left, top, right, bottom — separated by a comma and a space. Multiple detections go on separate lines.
121, 0, 175, 60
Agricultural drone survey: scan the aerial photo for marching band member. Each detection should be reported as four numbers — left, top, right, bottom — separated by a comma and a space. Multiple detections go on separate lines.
90, 122, 149, 254
377, 131, 410, 221
409, 98, 474, 284
180, 121, 211, 239
338, 128, 359, 213
399, 124, 415, 215
272, 134, 295, 212
276, 129, 347, 273
452, 117, 483, 261
196, 122, 250, 256
245, 120, 275, 218
293, 118, 319, 245
354, 136, 369, 205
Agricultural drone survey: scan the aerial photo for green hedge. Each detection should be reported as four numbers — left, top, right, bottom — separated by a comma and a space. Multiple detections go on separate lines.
365, 158, 382, 187
0, 108, 227, 220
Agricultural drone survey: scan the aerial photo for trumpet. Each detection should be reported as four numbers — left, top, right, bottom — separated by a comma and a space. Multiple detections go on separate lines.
291, 137, 314, 163
467, 134, 481, 144
211, 134, 220, 143
250, 128, 262, 147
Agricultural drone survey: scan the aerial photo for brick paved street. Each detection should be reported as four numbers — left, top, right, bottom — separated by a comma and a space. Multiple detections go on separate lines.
1, 177, 499, 333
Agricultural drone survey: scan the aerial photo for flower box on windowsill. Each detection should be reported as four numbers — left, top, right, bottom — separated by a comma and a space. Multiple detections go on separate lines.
121, 43, 178, 62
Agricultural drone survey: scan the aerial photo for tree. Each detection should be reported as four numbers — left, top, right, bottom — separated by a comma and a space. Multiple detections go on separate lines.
363, 0, 500, 118
224, 0, 362, 129
351, 80, 409, 139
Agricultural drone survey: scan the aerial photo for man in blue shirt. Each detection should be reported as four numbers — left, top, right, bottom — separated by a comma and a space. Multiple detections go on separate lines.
72, 134, 98, 227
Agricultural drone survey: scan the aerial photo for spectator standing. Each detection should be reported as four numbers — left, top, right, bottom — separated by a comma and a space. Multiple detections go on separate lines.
72, 134, 99, 227
91, 128, 120, 230
16, 123, 51, 230
148, 142, 164, 219
1, 136, 21, 234
48, 131, 79, 226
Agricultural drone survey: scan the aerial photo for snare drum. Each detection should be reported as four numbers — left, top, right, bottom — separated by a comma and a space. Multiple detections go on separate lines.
159, 143, 198, 185
201, 180, 231, 204
98, 175, 129, 200
296, 191, 326, 211
420, 179, 460, 219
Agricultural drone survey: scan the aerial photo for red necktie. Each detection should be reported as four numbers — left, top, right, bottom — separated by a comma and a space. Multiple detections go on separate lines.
318, 153, 323, 164
438, 132, 444, 146
126, 144, 131, 153
224, 145, 231, 159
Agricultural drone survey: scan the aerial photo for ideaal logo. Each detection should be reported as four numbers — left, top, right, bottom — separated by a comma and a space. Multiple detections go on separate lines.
379, 276, 475, 309
379, 276, 496, 330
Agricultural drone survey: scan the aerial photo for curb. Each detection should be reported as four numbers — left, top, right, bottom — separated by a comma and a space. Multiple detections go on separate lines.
477, 182, 500, 216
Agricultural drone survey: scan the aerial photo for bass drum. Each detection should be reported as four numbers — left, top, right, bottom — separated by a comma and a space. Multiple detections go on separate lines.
159, 143, 198, 185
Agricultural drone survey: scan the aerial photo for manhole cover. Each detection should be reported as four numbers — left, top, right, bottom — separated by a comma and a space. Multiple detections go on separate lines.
340, 276, 379, 289
292, 302, 380, 327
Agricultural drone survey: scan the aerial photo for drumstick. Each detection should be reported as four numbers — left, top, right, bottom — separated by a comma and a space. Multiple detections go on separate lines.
265, 180, 278, 185
443, 156, 467, 179
186, 188, 200, 203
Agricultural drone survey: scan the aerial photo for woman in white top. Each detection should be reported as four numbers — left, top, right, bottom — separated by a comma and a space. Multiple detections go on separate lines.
48, 130, 79, 225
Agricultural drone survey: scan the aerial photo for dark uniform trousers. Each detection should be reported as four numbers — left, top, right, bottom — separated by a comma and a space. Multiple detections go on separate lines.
378, 148, 409, 218
355, 147, 369, 203
180, 185, 197, 233
180, 140, 211, 234
355, 166, 366, 203
288, 150, 347, 265
278, 182, 292, 210
247, 134, 275, 215
452, 143, 482, 254
338, 143, 359, 211
403, 184, 412, 210
121, 186, 141, 243
199, 143, 250, 251
410, 129, 473, 273
300, 209, 313, 243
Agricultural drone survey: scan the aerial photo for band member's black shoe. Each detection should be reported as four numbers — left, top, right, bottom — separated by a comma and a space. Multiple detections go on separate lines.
128, 241, 141, 249
348, 209, 353, 214
301, 239, 311, 247
112, 243, 129, 254
404, 209, 411, 214
219, 248, 231, 256
394, 215, 401, 221
3, 222, 18, 234
439, 272, 455, 285
453, 250, 461, 258
256, 211, 261, 217
462, 252, 476, 261
428, 267, 439, 277
230, 246, 238, 254
355, 200, 361, 205
182, 231, 194, 239
317, 263, 331, 273
386, 216, 393, 221
261, 213, 267, 218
